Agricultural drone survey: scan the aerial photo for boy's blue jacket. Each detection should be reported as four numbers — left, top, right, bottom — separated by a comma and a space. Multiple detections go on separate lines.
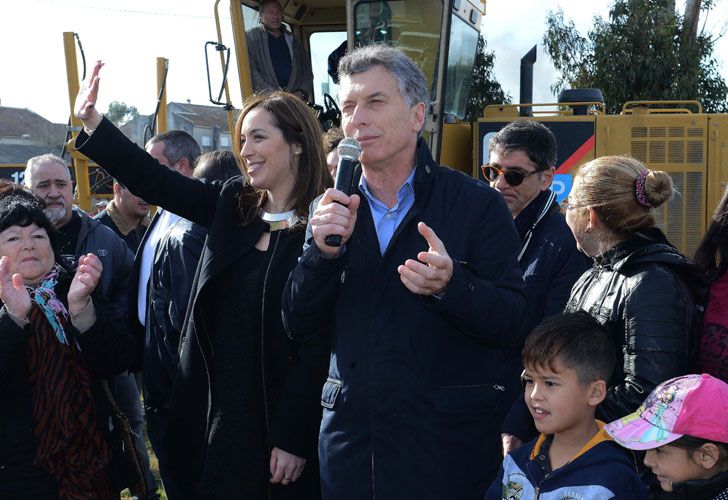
486, 422, 647, 499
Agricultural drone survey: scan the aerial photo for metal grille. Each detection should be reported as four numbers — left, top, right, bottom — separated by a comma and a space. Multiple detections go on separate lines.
654, 171, 703, 257
631, 141, 648, 162
668, 141, 684, 163
687, 141, 704, 163
649, 141, 666, 163
630, 128, 705, 164
632, 127, 648, 138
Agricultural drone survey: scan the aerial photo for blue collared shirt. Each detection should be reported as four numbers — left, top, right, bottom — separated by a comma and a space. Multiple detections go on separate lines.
359, 168, 416, 255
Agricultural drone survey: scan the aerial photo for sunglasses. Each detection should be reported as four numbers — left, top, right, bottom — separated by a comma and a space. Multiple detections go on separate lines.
481, 164, 539, 187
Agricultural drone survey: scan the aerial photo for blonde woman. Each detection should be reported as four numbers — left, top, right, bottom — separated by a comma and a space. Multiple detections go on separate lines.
562, 156, 703, 423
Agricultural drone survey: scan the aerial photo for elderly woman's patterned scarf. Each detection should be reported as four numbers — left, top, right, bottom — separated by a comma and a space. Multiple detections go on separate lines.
25, 264, 113, 499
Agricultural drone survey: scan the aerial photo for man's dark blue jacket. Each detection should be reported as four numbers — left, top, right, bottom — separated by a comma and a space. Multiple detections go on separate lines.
282, 140, 527, 500
514, 189, 591, 333
500, 191, 591, 442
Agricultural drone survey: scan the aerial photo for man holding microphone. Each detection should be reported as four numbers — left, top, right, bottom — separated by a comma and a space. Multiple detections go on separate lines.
283, 45, 527, 500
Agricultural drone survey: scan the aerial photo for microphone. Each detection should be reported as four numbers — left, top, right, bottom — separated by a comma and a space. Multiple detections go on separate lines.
325, 137, 361, 247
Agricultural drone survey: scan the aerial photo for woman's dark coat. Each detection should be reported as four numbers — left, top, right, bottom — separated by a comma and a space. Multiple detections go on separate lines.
565, 228, 704, 421
75, 118, 329, 499
0, 270, 137, 498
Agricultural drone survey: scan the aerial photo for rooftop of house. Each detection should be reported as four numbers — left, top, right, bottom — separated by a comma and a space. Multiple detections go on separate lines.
169, 102, 236, 129
0, 106, 66, 140
0, 144, 69, 164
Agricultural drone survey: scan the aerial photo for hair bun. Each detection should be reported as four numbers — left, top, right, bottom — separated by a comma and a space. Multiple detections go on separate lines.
644, 170, 673, 208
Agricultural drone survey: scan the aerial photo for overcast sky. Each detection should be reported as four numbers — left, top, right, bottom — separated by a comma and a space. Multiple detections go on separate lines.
1, 0, 727, 124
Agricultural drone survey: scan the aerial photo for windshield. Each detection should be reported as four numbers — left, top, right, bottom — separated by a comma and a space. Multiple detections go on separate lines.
354, 0, 444, 98
443, 13, 478, 119
310, 31, 347, 106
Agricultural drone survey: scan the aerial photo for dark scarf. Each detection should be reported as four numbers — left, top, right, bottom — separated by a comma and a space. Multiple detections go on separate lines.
25, 265, 113, 500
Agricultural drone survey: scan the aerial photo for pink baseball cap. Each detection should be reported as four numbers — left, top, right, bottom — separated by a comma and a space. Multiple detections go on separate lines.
605, 374, 728, 450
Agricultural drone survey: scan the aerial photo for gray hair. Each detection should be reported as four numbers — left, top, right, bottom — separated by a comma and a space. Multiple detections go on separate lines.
145, 130, 201, 168
338, 45, 430, 111
24, 154, 69, 187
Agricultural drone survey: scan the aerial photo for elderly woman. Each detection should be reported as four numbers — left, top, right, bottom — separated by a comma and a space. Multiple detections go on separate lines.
562, 156, 703, 421
0, 187, 136, 499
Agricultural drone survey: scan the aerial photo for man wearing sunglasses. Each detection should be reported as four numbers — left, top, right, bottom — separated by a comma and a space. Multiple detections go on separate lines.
485, 121, 591, 455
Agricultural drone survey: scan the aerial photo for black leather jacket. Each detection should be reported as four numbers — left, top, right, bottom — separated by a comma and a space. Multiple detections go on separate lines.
144, 218, 207, 412
565, 228, 704, 422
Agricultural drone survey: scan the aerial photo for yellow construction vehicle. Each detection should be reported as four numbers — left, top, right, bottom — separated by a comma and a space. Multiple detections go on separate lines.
210, 1, 725, 257
210, 0, 485, 166
17, 1, 721, 257
476, 94, 728, 257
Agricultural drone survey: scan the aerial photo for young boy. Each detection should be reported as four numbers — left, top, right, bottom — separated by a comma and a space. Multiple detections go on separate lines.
486, 312, 647, 499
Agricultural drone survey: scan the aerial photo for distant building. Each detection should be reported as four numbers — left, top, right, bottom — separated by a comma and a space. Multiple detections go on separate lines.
119, 114, 152, 148
0, 106, 66, 149
120, 102, 235, 152
0, 106, 68, 183
0, 102, 234, 184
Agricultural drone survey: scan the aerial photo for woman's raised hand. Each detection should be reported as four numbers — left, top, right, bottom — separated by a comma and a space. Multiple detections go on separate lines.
68, 253, 103, 315
0, 256, 31, 320
74, 60, 104, 130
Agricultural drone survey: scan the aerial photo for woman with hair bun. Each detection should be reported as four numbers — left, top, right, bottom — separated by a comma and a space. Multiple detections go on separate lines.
562, 156, 703, 423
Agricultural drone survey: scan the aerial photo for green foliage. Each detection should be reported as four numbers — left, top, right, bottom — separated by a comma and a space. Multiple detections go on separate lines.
544, 0, 728, 113
106, 101, 139, 126
465, 33, 511, 121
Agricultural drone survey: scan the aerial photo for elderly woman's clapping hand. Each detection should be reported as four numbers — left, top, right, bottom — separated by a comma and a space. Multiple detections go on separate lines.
67, 253, 102, 315
0, 255, 31, 320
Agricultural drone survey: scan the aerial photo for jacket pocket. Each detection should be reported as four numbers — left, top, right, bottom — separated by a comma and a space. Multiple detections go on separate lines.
432, 384, 505, 415
321, 377, 342, 409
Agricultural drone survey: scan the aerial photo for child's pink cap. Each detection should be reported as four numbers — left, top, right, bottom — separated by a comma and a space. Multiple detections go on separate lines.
604, 374, 728, 450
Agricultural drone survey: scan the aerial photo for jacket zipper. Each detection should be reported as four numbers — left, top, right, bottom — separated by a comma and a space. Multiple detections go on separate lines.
573, 266, 601, 312
200, 306, 215, 433
261, 230, 281, 500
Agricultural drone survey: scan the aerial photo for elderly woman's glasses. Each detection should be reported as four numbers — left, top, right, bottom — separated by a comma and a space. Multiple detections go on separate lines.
560, 198, 582, 211
481, 164, 538, 187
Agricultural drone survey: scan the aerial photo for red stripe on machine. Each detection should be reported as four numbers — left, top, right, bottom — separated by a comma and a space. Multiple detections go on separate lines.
556, 135, 595, 174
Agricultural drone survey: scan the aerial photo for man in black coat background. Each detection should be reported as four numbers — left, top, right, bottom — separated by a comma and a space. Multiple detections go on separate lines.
132, 130, 200, 499
282, 46, 527, 500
